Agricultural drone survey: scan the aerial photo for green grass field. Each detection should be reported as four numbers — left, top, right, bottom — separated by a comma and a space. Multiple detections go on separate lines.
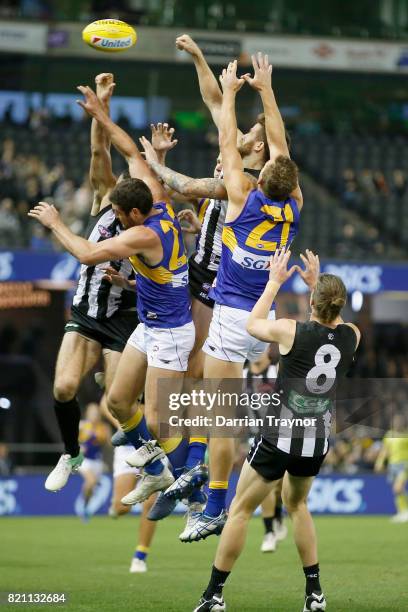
1, 516, 407, 611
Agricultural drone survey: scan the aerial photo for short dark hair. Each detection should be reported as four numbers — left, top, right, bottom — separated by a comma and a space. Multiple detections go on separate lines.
261, 155, 298, 201
110, 178, 153, 215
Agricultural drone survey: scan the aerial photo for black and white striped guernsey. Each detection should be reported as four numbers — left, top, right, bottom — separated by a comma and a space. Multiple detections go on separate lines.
193, 169, 260, 273
73, 205, 135, 319
262, 321, 357, 458
193, 197, 228, 272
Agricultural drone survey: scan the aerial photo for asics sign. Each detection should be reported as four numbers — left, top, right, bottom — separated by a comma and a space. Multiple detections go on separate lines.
308, 477, 364, 513
292, 263, 384, 295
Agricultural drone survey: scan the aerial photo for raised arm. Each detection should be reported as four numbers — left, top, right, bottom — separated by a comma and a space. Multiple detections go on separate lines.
139, 135, 227, 201
28, 202, 158, 265
218, 61, 254, 215
243, 54, 288, 161
244, 53, 303, 208
77, 86, 169, 204
246, 249, 297, 351
150, 122, 178, 166
176, 34, 223, 127
89, 73, 117, 215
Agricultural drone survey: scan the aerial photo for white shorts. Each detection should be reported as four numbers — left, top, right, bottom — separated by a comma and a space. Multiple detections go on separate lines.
127, 320, 195, 371
203, 304, 275, 363
113, 445, 141, 479
78, 458, 104, 479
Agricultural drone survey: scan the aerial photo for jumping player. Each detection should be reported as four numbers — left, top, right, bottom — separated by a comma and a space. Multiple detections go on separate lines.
181, 55, 302, 542
43, 74, 139, 493
193, 248, 360, 612
29, 85, 195, 506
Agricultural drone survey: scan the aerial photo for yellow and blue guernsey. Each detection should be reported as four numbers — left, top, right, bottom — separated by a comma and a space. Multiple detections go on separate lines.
79, 421, 105, 461
129, 202, 191, 328
211, 189, 300, 311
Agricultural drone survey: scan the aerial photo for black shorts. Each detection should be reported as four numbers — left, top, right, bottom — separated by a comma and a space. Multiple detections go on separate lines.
65, 305, 139, 352
188, 255, 216, 308
247, 435, 326, 482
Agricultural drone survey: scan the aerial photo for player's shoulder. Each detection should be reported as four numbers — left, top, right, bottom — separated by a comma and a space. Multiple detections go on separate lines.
343, 322, 361, 348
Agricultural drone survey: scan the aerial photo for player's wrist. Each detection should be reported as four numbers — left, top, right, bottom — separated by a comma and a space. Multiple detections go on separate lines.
266, 279, 281, 291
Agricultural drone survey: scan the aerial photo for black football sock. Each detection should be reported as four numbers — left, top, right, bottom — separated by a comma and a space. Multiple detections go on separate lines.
263, 516, 274, 534
54, 398, 81, 457
303, 563, 321, 596
274, 497, 283, 522
203, 565, 230, 599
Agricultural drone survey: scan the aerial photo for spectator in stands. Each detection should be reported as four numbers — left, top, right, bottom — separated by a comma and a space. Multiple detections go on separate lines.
391, 169, 407, 198
373, 170, 388, 195
0, 197, 23, 247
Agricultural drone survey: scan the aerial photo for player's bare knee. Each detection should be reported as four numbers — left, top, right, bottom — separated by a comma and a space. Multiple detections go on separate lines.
284, 497, 306, 515
107, 390, 127, 420
53, 378, 78, 402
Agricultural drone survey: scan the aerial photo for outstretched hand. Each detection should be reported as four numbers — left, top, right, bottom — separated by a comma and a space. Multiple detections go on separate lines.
219, 60, 246, 94
268, 247, 297, 285
28, 201, 59, 229
150, 123, 178, 153
175, 34, 201, 57
139, 135, 159, 166
296, 249, 320, 290
77, 85, 105, 119
95, 73, 116, 104
242, 53, 272, 92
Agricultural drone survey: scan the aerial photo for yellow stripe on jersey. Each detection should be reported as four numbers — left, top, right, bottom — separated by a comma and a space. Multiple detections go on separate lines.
163, 202, 176, 219
222, 226, 238, 252
245, 219, 278, 251
280, 203, 295, 247
198, 198, 210, 224
160, 219, 187, 271
129, 254, 173, 284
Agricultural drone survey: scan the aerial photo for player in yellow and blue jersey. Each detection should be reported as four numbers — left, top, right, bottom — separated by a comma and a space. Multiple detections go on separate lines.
29, 85, 198, 510
181, 53, 303, 543
77, 402, 110, 521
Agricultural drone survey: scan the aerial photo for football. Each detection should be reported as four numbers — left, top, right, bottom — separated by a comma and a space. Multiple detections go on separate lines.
82, 19, 137, 53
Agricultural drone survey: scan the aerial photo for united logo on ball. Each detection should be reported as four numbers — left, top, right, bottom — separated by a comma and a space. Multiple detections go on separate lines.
82, 19, 137, 53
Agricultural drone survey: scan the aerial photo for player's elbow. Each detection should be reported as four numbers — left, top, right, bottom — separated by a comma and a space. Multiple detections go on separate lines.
79, 251, 96, 266
246, 319, 258, 338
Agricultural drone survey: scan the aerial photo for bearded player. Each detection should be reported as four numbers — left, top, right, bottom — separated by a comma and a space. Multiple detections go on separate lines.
30, 85, 199, 505
44, 73, 140, 492
181, 54, 303, 542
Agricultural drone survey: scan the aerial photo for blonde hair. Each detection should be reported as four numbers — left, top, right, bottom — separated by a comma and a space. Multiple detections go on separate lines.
312, 274, 347, 324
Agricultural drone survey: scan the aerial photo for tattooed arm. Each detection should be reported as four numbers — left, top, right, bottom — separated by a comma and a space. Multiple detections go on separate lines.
139, 135, 227, 200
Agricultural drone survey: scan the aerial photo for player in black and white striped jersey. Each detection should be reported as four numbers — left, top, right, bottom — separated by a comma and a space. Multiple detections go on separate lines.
44, 76, 178, 494
194, 249, 360, 612
44, 73, 140, 492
